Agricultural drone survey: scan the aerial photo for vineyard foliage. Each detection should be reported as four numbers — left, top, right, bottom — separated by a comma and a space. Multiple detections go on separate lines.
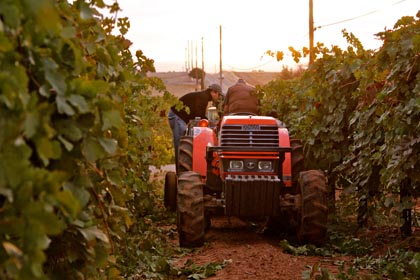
0, 0, 176, 279
260, 11, 420, 226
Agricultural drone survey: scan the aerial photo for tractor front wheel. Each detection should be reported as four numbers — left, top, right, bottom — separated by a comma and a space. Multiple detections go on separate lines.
298, 170, 328, 246
177, 171, 205, 247
164, 171, 177, 212
178, 136, 193, 173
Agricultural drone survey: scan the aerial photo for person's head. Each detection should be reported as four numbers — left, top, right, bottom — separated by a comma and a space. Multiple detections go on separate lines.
207, 83, 222, 103
237, 78, 246, 84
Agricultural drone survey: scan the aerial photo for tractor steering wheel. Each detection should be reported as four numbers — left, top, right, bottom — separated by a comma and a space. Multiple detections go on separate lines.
228, 112, 258, 116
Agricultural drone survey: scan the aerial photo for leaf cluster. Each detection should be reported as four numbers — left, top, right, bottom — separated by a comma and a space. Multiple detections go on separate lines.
261, 11, 420, 227
177, 259, 231, 279
0, 0, 174, 279
262, 10, 420, 280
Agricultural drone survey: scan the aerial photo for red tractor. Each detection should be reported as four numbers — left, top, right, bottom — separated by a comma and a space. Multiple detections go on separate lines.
164, 108, 328, 248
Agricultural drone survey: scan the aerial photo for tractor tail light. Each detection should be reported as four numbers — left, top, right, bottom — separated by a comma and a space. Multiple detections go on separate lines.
199, 119, 209, 127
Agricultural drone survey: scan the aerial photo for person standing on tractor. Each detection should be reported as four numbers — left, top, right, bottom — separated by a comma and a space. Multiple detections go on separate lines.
168, 84, 222, 170
223, 78, 260, 115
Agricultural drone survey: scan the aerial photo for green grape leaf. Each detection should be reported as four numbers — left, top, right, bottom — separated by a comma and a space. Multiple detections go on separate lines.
82, 137, 105, 161
64, 182, 91, 209
78, 226, 109, 243
23, 111, 39, 138
57, 96, 75, 115
57, 135, 74, 151
45, 69, 67, 96
35, 137, 62, 166
55, 189, 81, 218
99, 137, 117, 154
106, 169, 122, 186
61, 26, 76, 39
68, 94, 90, 113
101, 109, 122, 130
56, 119, 82, 142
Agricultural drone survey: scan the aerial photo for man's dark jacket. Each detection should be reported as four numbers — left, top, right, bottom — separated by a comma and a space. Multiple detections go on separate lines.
171, 89, 212, 123
223, 81, 259, 115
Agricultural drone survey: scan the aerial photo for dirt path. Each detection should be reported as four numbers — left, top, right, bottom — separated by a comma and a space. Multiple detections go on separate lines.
171, 217, 350, 279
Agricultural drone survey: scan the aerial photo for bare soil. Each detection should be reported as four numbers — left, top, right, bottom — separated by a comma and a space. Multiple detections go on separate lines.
170, 217, 351, 280
168, 215, 420, 280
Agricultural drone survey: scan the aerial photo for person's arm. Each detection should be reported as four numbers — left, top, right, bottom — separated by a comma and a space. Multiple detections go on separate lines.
177, 92, 196, 123
222, 91, 230, 115
223, 104, 229, 115
198, 103, 208, 119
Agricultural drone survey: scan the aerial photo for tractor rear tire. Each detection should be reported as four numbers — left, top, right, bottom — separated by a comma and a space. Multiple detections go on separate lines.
298, 170, 328, 246
164, 171, 177, 212
267, 139, 305, 233
177, 171, 205, 248
178, 136, 193, 174
291, 139, 304, 187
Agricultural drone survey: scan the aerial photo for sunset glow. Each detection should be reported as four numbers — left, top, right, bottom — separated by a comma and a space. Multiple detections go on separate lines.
114, 0, 418, 72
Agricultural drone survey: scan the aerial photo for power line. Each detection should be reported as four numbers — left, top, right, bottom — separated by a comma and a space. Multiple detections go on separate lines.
226, 49, 303, 71
226, 58, 275, 71
315, 0, 410, 30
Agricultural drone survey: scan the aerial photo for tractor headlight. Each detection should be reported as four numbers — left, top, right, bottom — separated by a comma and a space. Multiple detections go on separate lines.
229, 160, 244, 170
258, 161, 273, 171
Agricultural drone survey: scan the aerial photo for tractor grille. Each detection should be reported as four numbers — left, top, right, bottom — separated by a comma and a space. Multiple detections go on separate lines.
220, 124, 279, 147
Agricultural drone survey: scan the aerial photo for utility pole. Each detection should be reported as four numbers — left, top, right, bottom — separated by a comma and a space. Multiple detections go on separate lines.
195, 41, 199, 91
190, 40, 194, 76
185, 46, 187, 72
186, 41, 190, 72
219, 25, 223, 89
309, 0, 314, 65
201, 37, 205, 90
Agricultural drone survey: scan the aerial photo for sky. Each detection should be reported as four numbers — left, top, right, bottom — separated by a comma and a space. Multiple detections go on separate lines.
111, 0, 419, 73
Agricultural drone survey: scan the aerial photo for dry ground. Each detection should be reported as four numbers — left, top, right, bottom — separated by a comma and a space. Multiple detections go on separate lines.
170, 217, 352, 280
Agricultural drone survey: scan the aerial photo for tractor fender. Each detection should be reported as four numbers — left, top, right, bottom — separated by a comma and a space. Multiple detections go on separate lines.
192, 127, 217, 177
278, 128, 292, 187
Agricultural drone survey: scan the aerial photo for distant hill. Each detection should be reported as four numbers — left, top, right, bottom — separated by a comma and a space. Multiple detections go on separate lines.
149, 71, 280, 97
231, 71, 280, 87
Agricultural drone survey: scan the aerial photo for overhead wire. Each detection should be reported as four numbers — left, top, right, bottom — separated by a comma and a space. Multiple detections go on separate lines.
227, 0, 411, 71
315, 0, 410, 30
226, 58, 275, 71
